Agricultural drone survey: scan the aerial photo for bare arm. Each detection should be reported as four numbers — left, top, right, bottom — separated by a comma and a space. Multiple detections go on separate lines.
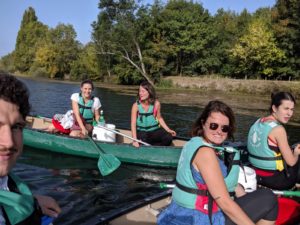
193, 147, 255, 225
34, 194, 61, 218
155, 101, 176, 136
72, 100, 87, 135
131, 102, 139, 147
270, 126, 300, 166
94, 107, 100, 123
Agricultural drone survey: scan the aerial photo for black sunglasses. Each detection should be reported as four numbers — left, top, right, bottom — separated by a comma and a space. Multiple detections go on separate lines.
209, 123, 230, 133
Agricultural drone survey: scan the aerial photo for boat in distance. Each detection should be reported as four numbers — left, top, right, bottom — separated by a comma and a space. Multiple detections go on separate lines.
23, 116, 186, 168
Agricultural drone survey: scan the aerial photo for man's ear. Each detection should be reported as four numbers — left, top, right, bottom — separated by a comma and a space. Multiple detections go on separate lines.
272, 105, 277, 113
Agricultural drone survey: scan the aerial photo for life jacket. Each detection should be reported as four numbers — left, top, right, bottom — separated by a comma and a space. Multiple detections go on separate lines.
0, 173, 42, 225
136, 100, 159, 131
247, 118, 284, 171
78, 93, 94, 124
173, 137, 240, 222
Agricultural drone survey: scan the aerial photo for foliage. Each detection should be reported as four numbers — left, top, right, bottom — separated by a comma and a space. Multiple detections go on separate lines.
92, 0, 155, 85
0, 52, 15, 72
14, 7, 48, 73
70, 43, 100, 81
34, 23, 81, 78
272, 0, 300, 79
229, 18, 285, 79
5, 1, 300, 82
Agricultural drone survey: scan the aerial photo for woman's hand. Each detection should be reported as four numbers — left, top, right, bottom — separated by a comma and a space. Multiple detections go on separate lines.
34, 195, 61, 218
81, 127, 89, 136
132, 141, 140, 148
235, 184, 246, 198
168, 129, 177, 136
293, 144, 300, 156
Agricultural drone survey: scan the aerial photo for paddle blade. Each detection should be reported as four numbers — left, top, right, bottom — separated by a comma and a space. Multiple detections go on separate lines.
97, 154, 121, 176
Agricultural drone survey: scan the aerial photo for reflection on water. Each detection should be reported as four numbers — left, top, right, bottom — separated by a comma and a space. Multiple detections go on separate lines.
16, 78, 300, 224
17, 149, 175, 225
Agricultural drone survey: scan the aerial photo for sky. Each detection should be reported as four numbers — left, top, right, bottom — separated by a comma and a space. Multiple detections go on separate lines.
0, 0, 276, 58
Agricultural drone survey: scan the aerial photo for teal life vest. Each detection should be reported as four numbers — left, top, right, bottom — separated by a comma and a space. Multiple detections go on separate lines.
247, 119, 284, 171
0, 173, 42, 225
173, 137, 240, 215
78, 93, 94, 124
136, 101, 159, 131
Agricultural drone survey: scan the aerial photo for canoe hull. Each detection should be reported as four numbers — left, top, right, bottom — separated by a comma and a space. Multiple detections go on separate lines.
23, 128, 182, 168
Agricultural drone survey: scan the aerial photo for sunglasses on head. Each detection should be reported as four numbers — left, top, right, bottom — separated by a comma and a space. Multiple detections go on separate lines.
209, 123, 230, 133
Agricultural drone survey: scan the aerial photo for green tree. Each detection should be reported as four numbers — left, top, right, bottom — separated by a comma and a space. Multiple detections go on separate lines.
154, 0, 215, 76
70, 43, 100, 81
211, 9, 240, 76
14, 7, 48, 73
34, 23, 80, 78
272, 0, 300, 79
0, 52, 15, 72
230, 18, 285, 78
92, 0, 155, 85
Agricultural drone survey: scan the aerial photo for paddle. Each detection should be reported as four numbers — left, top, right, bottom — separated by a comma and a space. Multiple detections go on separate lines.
87, 136, 121, 176
273, 190, 300, 198
96, 124, 151, 146
158, 183, 300, 197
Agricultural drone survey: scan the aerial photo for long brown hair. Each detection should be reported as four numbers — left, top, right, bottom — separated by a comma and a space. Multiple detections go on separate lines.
137, 81, 156, 104
191, 100, 236, 140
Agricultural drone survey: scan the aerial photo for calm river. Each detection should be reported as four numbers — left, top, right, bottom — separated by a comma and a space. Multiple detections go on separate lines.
14, 77, 300, 225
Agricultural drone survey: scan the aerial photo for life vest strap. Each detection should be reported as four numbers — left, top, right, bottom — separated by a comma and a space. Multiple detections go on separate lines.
175, 180, 208, 196
138, 112, 153, 116
78, 104, 92, 110
231, 160, 240, 165
137, 124, 159, 130
176, 180, 235, 197
249, 153, 282, 161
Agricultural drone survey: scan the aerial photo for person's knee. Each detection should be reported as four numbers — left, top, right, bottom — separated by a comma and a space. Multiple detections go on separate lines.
259, 189, 278, 210
162, 133, 173, 146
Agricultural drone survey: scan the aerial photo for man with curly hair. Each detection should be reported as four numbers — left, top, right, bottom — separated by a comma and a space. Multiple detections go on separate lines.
0, 73, 61, 224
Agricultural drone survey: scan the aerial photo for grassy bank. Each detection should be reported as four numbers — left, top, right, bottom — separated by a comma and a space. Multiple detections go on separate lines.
164, 76, 300, 98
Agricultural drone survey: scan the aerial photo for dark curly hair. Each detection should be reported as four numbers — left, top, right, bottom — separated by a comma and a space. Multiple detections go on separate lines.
191, 100, 235, 141
0, 73, 31, 119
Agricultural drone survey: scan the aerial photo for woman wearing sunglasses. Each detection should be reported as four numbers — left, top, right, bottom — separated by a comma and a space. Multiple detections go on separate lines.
158, 100, 277, 225
247, 92, 300, 190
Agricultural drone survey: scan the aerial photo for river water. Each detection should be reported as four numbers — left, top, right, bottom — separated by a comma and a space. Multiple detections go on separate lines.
14, 77, 300, 224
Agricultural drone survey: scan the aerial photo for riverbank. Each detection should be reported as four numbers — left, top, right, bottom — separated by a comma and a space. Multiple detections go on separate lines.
15, 73, 300, 97
15, 74, 300, 124
164, 76, 300, 98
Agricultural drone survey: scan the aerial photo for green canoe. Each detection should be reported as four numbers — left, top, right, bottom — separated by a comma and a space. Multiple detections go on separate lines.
23, 116, 186, 168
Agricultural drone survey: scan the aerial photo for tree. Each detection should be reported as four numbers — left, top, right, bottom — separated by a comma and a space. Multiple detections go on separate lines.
272, 0, 300, 79
92, 0, 155, 85
230, 18, 285, 78
211, 9, 240, 76
35, 24, 80, 78
70, 42, 100, 81
0, 52, 15, 73
14, 7, 48, 73
154, 0, 215, 76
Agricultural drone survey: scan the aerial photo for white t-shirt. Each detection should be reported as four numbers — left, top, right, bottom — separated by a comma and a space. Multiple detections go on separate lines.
70, 93, 101, 112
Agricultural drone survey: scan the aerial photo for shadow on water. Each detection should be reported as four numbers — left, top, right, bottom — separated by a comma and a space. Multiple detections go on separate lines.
15, 78, 300, 224
18, 147, 176, 225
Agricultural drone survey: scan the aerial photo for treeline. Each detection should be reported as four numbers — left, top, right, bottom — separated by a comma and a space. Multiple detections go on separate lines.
0, 0, 299, 85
